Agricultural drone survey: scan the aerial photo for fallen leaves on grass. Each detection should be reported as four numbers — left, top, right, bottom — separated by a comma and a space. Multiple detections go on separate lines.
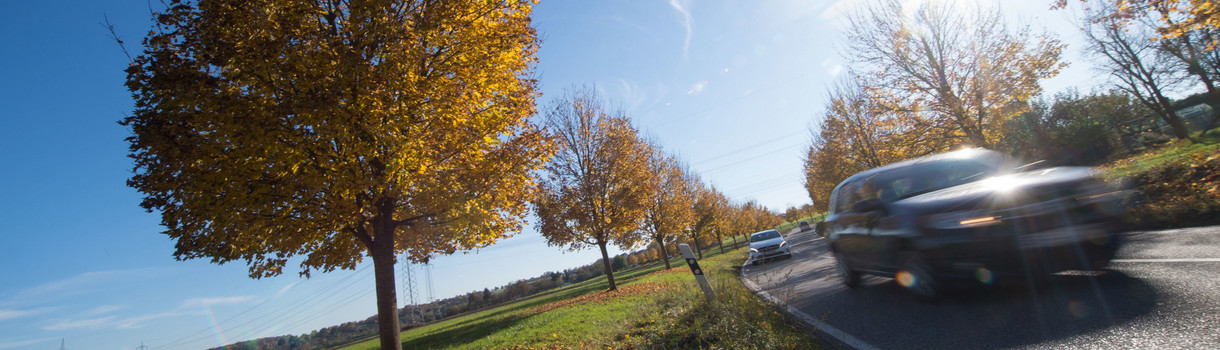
530, 282, 674, 314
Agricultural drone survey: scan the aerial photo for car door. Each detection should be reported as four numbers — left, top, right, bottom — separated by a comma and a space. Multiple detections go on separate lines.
827, 179, 877, 269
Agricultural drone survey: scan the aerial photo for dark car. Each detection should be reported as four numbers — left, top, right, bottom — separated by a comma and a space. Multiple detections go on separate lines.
824, 148, 1125, 300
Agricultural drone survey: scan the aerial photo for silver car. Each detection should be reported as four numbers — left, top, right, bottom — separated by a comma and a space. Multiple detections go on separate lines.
748, 229, 792, 264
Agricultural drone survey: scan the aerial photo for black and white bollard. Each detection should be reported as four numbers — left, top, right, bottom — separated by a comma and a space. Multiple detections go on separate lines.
678, 243, 716, 302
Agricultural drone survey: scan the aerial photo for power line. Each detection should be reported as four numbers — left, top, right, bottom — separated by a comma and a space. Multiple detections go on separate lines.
151, 264, 373, 349
689, 130, 804, 167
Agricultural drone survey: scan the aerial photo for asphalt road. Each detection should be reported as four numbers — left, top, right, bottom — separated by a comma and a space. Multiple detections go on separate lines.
742, 226, 1220, 350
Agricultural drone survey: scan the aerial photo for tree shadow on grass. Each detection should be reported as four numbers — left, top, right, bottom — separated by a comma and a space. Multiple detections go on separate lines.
401, 312, 530, 349
397, 263, 672, 349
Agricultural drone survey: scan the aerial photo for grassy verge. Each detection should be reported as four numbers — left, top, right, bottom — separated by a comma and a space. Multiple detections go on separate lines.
338, 246, 817, 349
1100, 128, 1220, 229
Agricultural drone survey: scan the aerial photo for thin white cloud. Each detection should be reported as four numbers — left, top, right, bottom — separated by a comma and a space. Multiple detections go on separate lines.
3, 268, 165, 307
0, 337, 58, 350
0, 309, 35, 321
39, 295, 254, 331
114, 310, 189, 330
669, 0, 693, 58
272, 282, 299, 300
84, 305, 125, 316
43, 316, 116, 331
183, 296, 255, 308
0, 307, 54, 321
610, 16, 661, 43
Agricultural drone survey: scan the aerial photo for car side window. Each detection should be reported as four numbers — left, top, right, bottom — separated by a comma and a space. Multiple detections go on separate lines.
835, 179, 862, 213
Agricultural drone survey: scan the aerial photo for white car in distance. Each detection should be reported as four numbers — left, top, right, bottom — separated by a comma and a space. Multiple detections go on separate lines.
748, 229, 792, 265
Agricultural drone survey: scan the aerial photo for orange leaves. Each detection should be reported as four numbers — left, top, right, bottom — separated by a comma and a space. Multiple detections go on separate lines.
534, 86, 656, 252
124, 0, 549, 278
530, 282, 674, 314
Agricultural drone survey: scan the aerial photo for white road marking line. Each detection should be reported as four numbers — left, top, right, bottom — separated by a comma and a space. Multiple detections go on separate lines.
1111, 258, 1220, 263
741, 262, 882, 350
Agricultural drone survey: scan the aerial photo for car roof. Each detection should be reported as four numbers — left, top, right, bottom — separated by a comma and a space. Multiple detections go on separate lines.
839, 148, 1001, 184
750, 229, 779, 236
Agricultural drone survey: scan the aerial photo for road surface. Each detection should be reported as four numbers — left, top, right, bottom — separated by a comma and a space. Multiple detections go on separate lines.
742, 226, 1220, 350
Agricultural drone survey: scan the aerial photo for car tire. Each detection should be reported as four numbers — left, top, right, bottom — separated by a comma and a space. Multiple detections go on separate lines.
898, 251, 940, 302
1087, 233, 1122, 271
833, 251, 861, 288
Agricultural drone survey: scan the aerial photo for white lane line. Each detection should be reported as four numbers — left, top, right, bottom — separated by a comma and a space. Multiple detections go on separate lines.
1112, 258, 1220, 263
741, 264, 882, 350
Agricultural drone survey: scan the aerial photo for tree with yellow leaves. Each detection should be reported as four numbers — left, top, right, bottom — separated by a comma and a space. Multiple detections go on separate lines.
533, 86, 656, 291
1056, 0, 1220, 49
844, 0, 1066, 148
641, 146, 695, 269
121, 1, 547, 348
804, 77, 938, 211
692, 184, 730, 254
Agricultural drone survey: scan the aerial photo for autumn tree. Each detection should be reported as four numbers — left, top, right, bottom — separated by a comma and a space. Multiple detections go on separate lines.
640, 146, 694, 269
533, 86, 655, 291
1056, 0, 1220, 49
693, 185, 730, 254
844, 0, 1066, 148
782, 204, 817, 223
1080, 2, 1193, 139
121, 1, 546, 349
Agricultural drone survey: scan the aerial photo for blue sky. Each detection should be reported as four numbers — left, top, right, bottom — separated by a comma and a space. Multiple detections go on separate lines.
0, 1, 1107, 349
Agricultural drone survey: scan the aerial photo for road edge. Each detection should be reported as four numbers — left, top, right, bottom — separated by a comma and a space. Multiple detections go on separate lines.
740, 254, 882, 350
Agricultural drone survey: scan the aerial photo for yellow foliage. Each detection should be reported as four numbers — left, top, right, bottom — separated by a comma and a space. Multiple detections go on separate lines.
123, 0, 550, 280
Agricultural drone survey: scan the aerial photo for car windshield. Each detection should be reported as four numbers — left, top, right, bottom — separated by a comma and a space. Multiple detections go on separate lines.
869, 158, 1004, 201
750, 230, 781, 242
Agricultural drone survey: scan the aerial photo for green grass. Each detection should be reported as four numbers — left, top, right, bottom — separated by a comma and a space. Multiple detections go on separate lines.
1100, 128, 1220, 229
1101, 128, 1220, 180
338, 246, 817, 349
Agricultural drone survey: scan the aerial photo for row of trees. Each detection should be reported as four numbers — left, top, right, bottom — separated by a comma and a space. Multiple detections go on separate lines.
533, 86, 782, 290
804, 0, 1220, 211
125, 2, 784, 348
213, 257, 624, 350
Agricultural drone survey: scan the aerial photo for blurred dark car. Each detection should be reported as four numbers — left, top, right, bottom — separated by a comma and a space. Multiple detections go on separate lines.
824, 148, 1125, 300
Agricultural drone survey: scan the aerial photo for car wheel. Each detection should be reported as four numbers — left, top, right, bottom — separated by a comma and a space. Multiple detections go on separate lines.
898, 252, 940, 302
833, 251, 860, 288
1087, 234, 1122, 271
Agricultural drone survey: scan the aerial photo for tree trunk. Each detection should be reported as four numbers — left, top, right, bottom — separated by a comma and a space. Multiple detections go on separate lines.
693, 238, 704, 259
716, 231, 725, 254
657, 237, 672, 269
731, 235, 738, 249
370, 237, 402, 350
598, 241, 617, 291
1154, 95, 1190, 139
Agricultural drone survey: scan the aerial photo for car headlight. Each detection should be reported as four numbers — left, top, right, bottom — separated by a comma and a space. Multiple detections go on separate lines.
749, 248, 758, 253
924, 210, 1003, 229
779, 241, 787, 247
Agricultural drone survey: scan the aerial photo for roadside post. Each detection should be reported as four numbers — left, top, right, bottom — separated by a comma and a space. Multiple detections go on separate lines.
678, 243, 716, 302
